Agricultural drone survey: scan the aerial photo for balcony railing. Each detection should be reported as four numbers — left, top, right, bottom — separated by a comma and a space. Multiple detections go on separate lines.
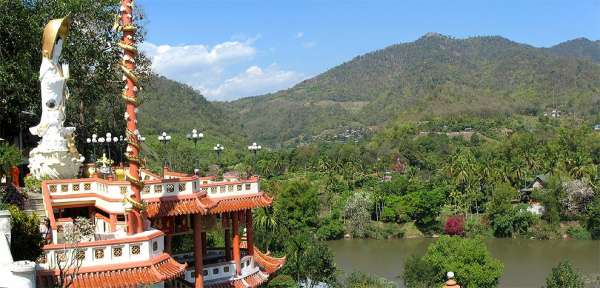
44, 176, 261, 200
38, 229, 165, 270
180, 255, 258, 283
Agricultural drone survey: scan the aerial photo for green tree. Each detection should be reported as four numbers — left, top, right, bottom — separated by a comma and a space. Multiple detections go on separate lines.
0, 144, 21, 178
587, 194, 600, 240
273, 179, 320, 232
487, 183, 536, 237
544, 261, 585, 288
282, 233, 337, 287
0, 0, 151, 151
267, 275, 297, 288
344, 191, 372, 237
403, 236, 504, 288
345, 272, 395, 288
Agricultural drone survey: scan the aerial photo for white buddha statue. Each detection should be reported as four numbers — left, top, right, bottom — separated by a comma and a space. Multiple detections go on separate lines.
28, 17, 83, 179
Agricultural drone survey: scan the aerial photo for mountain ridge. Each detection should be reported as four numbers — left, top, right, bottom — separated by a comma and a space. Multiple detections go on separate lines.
221, 34, 600, 145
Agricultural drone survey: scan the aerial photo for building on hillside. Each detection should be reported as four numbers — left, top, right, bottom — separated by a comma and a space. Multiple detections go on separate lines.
519, 174, 548, 201
34, 166, 285, 287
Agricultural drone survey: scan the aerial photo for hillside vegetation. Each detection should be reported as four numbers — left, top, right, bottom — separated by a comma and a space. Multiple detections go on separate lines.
138, 76, 244, 142
221, 34, 600, 145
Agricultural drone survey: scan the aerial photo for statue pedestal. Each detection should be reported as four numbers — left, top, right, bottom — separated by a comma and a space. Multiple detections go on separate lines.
28, 126, 83, 180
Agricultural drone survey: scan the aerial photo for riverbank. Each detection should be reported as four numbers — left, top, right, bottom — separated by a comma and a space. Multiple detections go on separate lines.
328, 238, 600, 287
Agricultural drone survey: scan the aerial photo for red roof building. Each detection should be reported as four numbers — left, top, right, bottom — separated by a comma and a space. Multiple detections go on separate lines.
36, 167, 285, 287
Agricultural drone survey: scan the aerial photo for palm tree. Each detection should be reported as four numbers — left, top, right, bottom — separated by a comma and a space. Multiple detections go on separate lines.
253, 207, 279, 252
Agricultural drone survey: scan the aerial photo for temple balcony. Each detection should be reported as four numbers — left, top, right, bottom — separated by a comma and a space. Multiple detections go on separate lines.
38, 229, 165, 270
36, 228, 187, 288
42, 174, 262, 214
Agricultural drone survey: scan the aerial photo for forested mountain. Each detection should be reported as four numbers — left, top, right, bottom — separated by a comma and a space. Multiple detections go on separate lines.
138, 76, 243, 141
220, 34, 600, 146
548, 37, 600, 63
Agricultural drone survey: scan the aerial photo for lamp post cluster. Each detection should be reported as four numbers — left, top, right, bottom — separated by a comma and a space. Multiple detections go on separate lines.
86, 132, 127, 163
85, 129, 262, 177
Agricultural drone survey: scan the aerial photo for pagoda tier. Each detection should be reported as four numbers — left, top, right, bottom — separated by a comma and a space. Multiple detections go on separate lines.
38, 253, 186, 288
36, 168, 284, 287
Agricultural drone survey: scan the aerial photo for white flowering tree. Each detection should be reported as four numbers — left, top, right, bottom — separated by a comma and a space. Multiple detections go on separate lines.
561, 180, 595, 217
56, 217, 95, 288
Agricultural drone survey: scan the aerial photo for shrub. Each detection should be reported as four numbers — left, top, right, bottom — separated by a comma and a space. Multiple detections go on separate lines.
444, 215, 464, 236
530, 221, 561, 240
24, 176, 43, 194
544, 261, 585, 288
0, 144, 21, 178
403, 236, 504, 288
464, 217, 493, 238
267, 275, 297, 288
402, 255, 439, 288
566, 226, 591, 240
8, 205, 43, 261
316, 217, 345, 240
345, 271, 396, 288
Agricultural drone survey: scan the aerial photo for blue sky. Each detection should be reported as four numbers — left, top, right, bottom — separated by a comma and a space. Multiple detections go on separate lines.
138, 0, 600, 101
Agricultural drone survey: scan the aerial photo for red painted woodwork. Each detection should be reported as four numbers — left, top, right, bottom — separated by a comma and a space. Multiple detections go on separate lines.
246, 209, 254, 256
232, 211, 241, 275
193, 213, 204, 288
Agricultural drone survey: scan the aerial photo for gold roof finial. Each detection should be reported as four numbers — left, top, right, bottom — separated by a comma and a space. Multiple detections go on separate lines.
42, 17, 70, 59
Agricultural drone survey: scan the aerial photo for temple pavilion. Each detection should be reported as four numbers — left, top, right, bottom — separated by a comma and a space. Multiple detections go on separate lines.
35, 166, 285, 287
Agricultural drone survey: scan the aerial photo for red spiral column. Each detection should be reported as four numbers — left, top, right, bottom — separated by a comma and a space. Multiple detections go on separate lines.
120, 0, 144, 234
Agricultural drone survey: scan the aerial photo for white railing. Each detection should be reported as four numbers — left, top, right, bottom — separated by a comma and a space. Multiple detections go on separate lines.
203, 180, 260, 198
45, 176, 261, 199
39, 230, 164, 270
183, 255, 258, 283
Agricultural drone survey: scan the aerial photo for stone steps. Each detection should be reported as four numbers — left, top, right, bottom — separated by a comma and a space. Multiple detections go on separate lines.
23, 193, 47, 221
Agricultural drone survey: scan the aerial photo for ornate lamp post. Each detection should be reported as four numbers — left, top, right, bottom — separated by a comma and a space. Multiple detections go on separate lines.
105, 132, 113, 161
85, 133, 99, 162
213, 143, 224, 165
186, 129, 204, 174
247, 142, 261, 173
158, 131, 171, 173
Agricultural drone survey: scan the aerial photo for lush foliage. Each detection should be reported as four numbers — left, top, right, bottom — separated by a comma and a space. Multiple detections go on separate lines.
544, 261, 585, 288
0, 0, 151, 152
8, 205, 43, 261
224, 34, 600, 146
403, 236, 504, 288
344, 272, 396, 288
0, 144, 21, 177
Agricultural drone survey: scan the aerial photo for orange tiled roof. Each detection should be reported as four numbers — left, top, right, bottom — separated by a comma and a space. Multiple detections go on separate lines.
207, 193, 273, 214
146, 193, 273, 218
253, 246, 286, 274
146, 194, 214, 217
43, 253, 186, 288
204, 271, 269, 288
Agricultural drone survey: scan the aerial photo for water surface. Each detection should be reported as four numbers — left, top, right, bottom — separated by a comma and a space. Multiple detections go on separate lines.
328, 238, 600, 287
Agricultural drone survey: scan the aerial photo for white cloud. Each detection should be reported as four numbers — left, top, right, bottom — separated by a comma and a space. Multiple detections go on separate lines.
204, 64, 305, 101
141, 41, 304, 101
296, 32, 304, 39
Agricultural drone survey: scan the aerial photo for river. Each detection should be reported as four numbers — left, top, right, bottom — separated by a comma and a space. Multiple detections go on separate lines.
328, 238, 600, 287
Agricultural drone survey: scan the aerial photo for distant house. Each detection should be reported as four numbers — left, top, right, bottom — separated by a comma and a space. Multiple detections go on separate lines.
594, 124, 600, 131
519, 174, 549, 202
